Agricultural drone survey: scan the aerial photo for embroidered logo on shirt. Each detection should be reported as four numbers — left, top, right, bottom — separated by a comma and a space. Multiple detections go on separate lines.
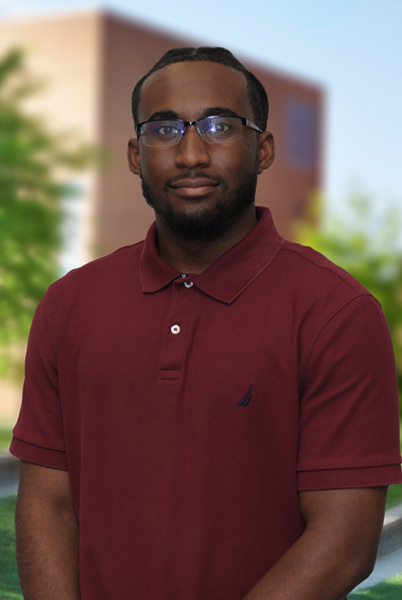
237, 385, 253, 407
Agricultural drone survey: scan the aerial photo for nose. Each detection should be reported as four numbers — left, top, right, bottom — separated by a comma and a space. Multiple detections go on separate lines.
174, 124, 211, 169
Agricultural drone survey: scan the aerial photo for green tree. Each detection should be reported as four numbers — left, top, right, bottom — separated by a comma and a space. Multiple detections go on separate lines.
297, 191, 402, 418
0, 47, 96, 378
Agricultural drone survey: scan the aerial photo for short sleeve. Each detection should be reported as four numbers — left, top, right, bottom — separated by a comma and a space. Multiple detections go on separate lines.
297, 295, 402, 490
10, 291, 68, 470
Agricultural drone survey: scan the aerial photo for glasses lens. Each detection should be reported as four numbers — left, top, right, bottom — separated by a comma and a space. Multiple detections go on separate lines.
198, 116, 242, 143
140, 120, 184, 146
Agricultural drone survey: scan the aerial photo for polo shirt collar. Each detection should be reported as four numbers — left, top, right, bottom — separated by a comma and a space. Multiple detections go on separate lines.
140, 206, 284, 304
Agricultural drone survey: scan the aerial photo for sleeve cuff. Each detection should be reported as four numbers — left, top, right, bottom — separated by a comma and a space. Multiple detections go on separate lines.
297, 463, 402, 491
10, 436, 68, 471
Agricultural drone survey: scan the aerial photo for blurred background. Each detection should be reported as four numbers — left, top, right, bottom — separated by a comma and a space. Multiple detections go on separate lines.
0, 0, 401, 435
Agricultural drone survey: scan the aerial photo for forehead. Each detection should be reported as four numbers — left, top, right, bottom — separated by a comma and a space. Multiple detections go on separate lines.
137, 61, 252, 121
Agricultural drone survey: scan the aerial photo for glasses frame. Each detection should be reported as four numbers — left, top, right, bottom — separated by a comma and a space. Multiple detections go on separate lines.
136, 115, 263, 146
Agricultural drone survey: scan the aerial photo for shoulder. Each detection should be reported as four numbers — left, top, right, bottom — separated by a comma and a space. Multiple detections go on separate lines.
271, 240, 377, 321
35, 241, 145, 325
264, 239, 386, 349
278, 239, 370, 296
50, 240, 144, 295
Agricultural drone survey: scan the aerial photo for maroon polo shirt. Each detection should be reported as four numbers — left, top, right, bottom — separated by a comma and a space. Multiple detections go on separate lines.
11, 207, 402, 600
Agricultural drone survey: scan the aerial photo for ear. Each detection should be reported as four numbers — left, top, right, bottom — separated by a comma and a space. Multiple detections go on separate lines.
127, 138, 141, 176
257, 131, 275, 174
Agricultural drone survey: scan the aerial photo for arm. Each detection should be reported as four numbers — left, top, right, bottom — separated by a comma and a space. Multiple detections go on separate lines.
243, 486, 387, 600
15, 460, 80, 600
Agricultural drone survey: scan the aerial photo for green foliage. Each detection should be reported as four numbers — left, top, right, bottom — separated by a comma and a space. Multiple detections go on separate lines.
0, 426, 13, 451
0, 47, 98, 379
297, 191, 402, 418
0, 423, 12, 452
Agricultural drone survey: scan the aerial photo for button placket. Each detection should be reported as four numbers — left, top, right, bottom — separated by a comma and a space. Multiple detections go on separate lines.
159, 279, 196, 381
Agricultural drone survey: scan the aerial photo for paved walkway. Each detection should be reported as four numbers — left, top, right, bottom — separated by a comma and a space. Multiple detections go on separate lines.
352, 500, 402, 591
0, 480, 18, 498
353, 545, 402, 590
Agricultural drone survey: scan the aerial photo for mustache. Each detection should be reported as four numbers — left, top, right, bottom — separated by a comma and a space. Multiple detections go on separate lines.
166, 172, 223, 186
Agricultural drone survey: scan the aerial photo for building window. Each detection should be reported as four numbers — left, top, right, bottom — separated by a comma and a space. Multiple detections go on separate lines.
59, 180, 88, 275
285, 99, 318, 170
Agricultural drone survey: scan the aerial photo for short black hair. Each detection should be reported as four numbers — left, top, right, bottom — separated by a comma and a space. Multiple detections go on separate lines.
131, 47, 269, 131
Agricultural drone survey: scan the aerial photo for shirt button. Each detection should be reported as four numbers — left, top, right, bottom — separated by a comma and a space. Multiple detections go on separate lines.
170, 324, 181, 335
184, 281, 193, 288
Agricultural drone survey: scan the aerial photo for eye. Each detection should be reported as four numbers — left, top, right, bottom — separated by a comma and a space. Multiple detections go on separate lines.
210, 121, 231, 134
202, 116, 239, 141
153, 124, 181, 138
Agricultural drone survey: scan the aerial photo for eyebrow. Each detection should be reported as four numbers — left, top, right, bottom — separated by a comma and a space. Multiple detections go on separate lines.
147, 110, 179, 121
146, 106, 241, 122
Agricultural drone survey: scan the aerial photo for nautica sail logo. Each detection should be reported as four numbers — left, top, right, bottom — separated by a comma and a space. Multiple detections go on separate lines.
237, 385, 253, 407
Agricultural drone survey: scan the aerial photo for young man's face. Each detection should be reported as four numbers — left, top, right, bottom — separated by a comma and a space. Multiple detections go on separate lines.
128, 61, 274, 241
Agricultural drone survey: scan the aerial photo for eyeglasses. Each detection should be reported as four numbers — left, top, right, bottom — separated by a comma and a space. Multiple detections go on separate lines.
136, 115, 263, 147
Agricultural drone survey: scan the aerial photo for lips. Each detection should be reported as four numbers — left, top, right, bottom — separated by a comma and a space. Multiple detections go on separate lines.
169, 177, 220, 198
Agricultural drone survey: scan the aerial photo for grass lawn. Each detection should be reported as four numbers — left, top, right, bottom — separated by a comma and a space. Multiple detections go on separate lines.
387, 483, 402, 509
350, 575, 402, 599
0, 495, 22, 599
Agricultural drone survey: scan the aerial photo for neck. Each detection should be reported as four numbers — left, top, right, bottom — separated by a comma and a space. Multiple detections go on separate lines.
155, 206, 258, 274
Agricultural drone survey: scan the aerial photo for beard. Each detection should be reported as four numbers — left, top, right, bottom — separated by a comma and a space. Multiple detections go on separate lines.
140, 170, 259, 242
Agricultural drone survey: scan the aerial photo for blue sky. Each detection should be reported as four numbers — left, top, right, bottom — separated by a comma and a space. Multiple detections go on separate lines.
1, 0, 401, 218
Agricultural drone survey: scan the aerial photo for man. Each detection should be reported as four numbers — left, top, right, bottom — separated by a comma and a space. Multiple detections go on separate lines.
11, 47, 402, 600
